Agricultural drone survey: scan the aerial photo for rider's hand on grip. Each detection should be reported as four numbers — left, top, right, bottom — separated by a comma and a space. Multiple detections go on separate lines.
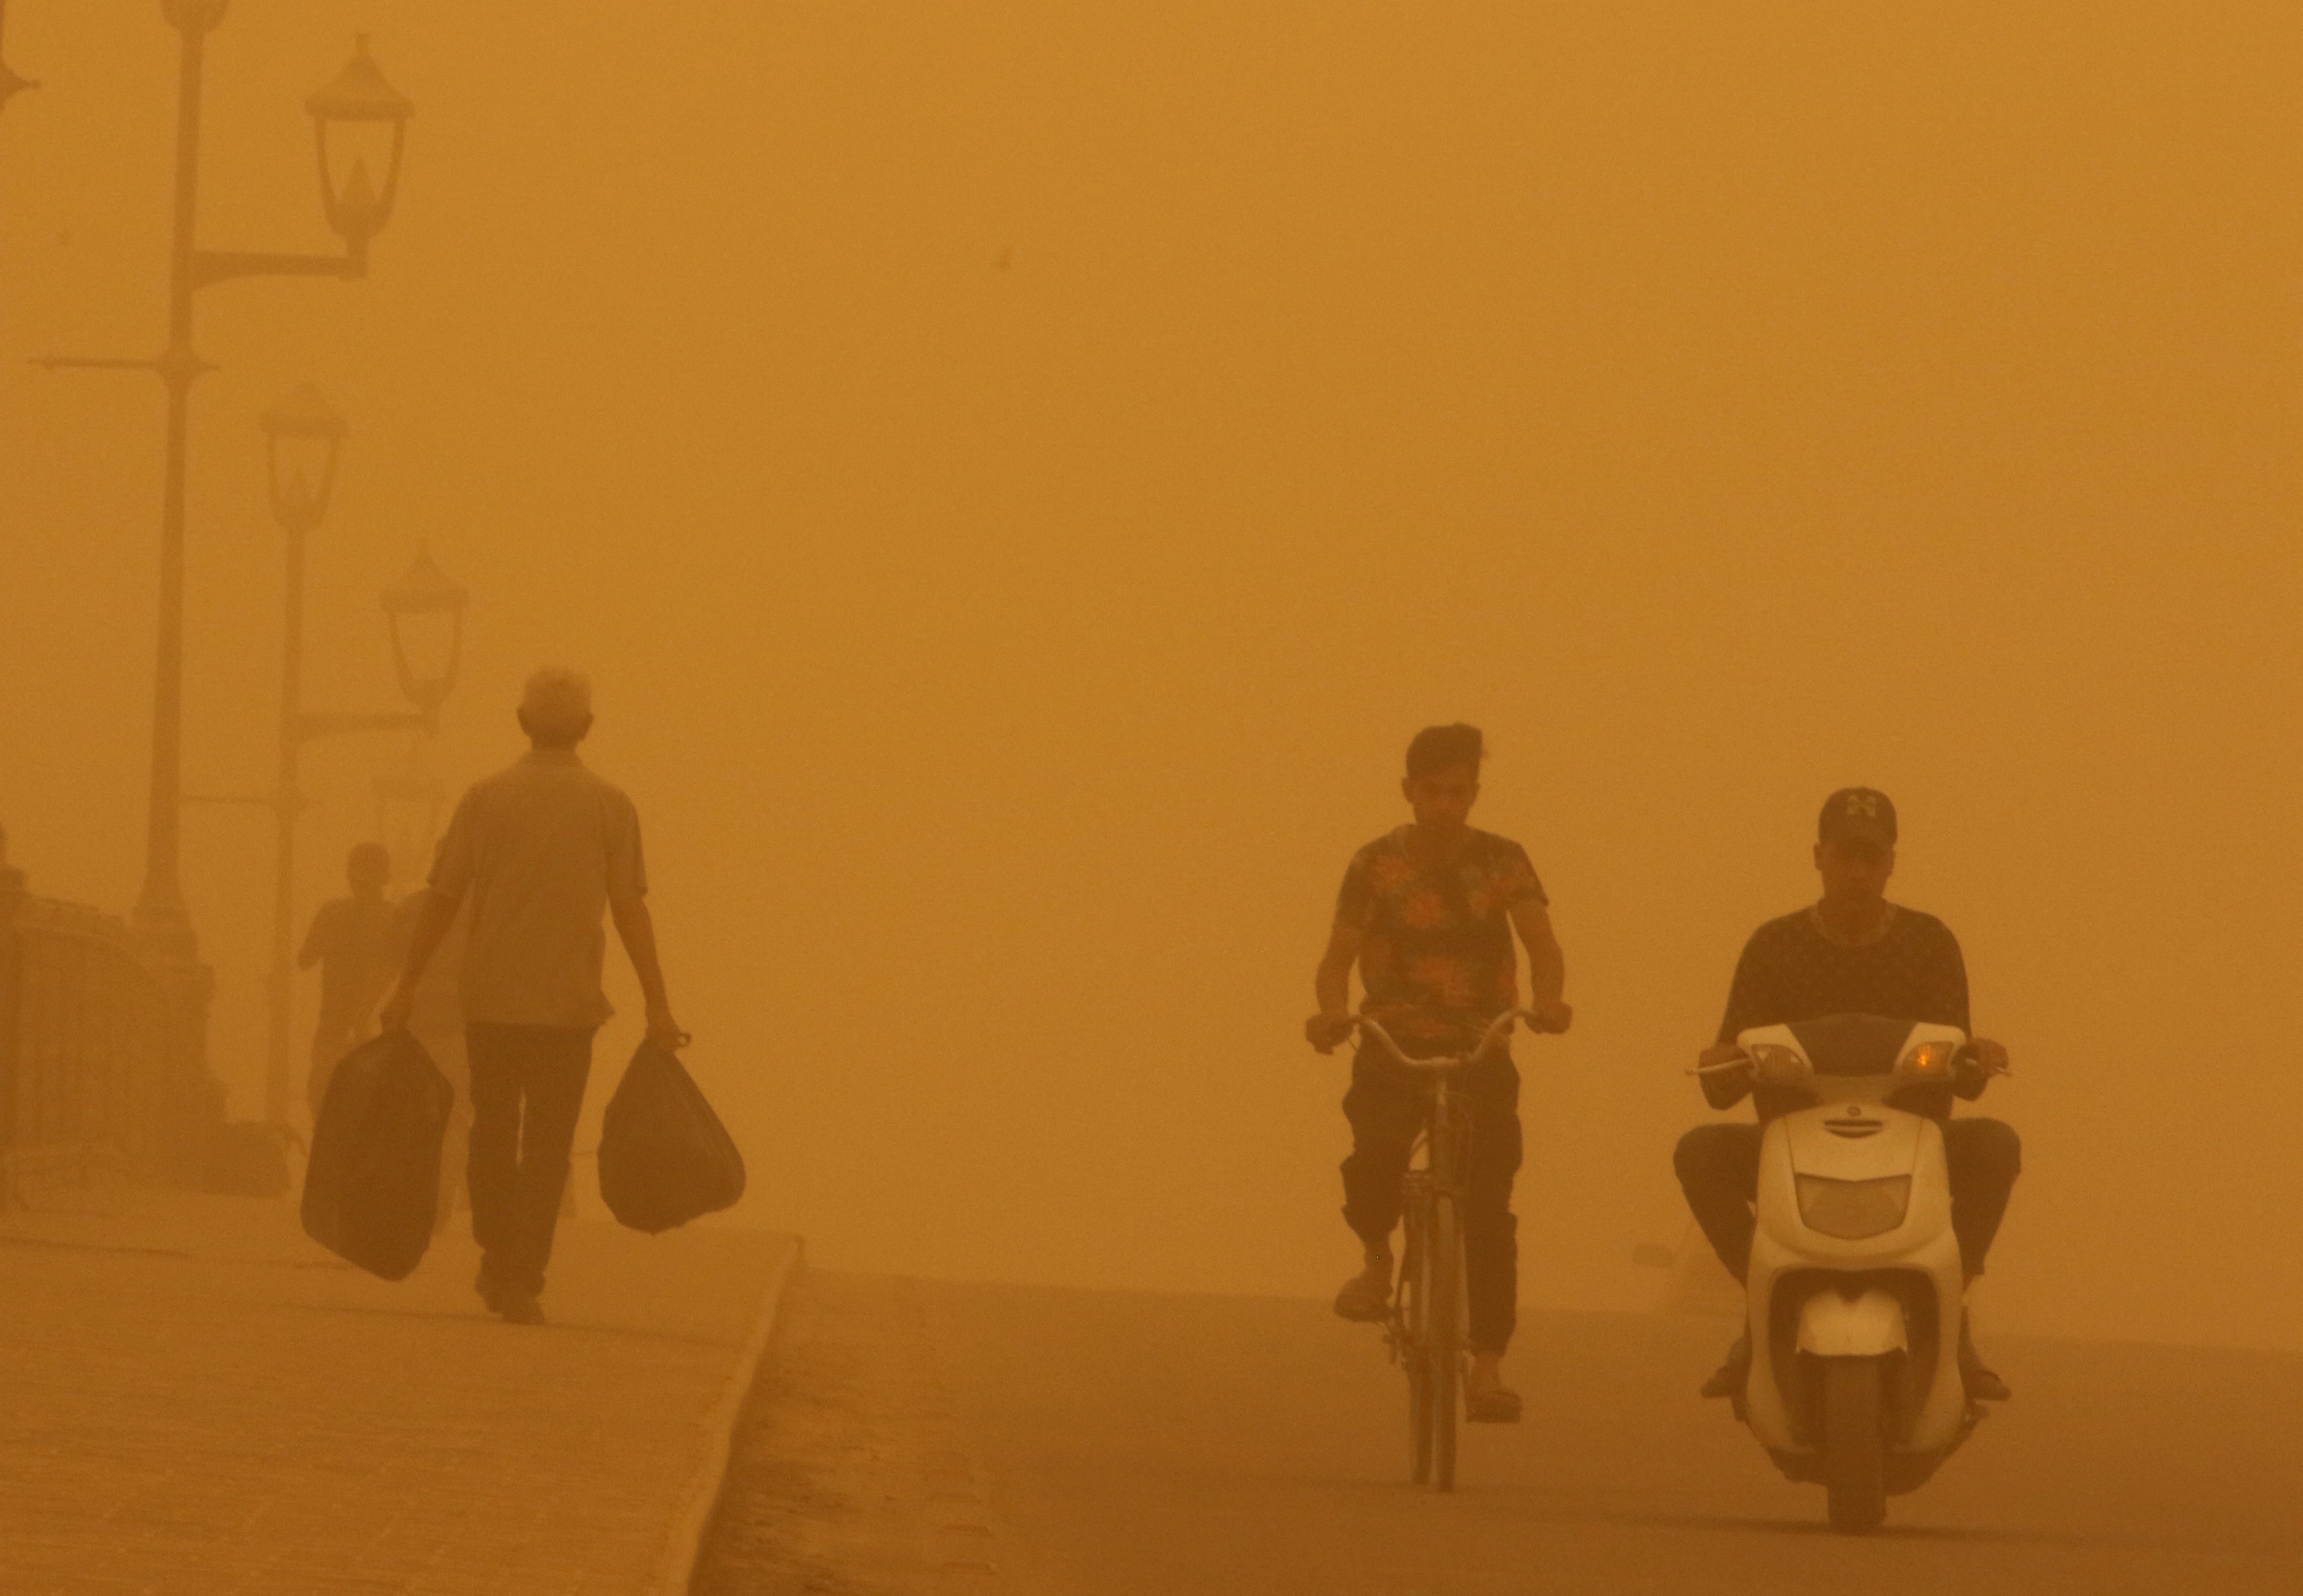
1694, 1042, 1755, 1110
1305, 1012, 1356, 1054
1955, 1037, 2010, 1099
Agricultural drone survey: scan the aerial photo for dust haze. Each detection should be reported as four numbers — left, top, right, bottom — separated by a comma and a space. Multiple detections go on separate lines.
3, 0, 2296, 1359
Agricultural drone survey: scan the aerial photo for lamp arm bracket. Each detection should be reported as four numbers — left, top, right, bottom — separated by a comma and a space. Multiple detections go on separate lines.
192, 248, 366, 289
297, 708, 434, 741
31, 354, 162, 373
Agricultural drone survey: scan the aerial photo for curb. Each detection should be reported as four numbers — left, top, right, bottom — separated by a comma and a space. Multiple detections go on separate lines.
646, 1233, 805, 1596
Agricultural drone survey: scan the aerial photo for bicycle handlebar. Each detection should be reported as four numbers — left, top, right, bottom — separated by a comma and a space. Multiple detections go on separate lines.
1351, 1008, 1551, 1071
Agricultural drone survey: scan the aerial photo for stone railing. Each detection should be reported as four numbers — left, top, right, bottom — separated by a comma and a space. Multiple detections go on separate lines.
0, 829, 221, 1202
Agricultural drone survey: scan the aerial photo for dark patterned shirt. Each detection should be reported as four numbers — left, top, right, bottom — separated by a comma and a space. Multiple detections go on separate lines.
1715, 904, 1971, 1117
1716, 905, 1969, 1042
1335, 827, 1547, 1046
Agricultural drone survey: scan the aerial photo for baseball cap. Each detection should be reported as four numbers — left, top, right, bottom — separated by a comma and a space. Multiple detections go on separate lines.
1818, 787, 1897, 849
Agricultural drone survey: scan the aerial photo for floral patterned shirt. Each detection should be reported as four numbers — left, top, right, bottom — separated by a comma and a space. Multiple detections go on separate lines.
1334, 826, 1548, 1046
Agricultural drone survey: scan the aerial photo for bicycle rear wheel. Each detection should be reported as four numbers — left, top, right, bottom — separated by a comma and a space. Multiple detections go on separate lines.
1426, 1190, 1464, 1491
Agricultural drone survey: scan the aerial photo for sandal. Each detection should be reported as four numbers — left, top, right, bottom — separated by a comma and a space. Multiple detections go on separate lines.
1332, 1272, 1390, 1323
1465, 1374, 1522, 1424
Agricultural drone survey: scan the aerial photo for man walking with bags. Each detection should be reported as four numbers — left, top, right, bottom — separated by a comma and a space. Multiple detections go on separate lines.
379, 667, 683, 1325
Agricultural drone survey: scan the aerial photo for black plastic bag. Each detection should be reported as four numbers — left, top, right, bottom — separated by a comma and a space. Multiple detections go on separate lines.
301, 1030, 454, 1280
598, 1041, 745, 1233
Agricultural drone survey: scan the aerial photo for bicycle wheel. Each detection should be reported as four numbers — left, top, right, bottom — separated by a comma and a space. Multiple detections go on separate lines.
1426, 1189, 1464, 1491
1399, 1186, 1434, 1484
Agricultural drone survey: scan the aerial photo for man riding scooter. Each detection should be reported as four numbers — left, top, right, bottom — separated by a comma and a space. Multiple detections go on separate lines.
1674, 788, 2021, 1402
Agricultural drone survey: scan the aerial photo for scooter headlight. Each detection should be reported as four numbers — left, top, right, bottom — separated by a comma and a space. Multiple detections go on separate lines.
1794, 1174, 1912, 1240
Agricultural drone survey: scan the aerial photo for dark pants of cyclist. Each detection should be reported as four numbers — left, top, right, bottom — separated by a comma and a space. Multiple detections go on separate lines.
1340, 1045, 1522, 1355
467, 1022, 594, 1298
1672, 1117, 2021, 1282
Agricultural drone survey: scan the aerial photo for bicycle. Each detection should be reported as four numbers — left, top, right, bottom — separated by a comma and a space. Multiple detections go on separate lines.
1347, 1007, 1546, 1491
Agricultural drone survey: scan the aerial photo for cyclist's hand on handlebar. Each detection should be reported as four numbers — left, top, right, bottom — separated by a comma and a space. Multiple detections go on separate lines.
1525, 999, 1573, 1034
1305, 1012, 1357, 1054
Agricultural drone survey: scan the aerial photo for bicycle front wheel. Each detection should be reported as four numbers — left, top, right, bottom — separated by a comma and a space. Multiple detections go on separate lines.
1425, 1190, 1464, 1491
1400, 1193, 1434, 1485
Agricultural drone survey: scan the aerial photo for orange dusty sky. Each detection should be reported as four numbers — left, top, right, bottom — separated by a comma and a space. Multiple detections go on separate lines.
2, 3, 2297, 1347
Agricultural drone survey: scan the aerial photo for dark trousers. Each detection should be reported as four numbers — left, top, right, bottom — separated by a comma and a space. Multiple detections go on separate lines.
1341, 1047, 1522, 1354
1673, 1117, 2022, 1282
467, 1022, 594, 1297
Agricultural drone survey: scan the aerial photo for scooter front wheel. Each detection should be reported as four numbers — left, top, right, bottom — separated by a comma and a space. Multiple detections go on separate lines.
1819, 1356, 1888, 1533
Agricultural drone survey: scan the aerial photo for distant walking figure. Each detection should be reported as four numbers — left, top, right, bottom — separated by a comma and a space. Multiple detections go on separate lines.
379, 668, 683, 1325
300, 842, 401, 1118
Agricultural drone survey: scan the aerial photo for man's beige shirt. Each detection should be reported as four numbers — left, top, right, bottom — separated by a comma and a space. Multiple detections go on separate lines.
428, 749, 647, 1028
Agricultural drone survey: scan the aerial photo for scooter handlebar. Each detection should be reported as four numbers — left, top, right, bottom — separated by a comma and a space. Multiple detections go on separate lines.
1685, 1040, 2011, 1081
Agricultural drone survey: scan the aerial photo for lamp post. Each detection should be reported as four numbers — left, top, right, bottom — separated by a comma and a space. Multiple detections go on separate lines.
37, 9, 414, 962
229, 387, 467, 1126
372, 548, 469, 895
373, 757, 448, 900
380, 546, 469, 719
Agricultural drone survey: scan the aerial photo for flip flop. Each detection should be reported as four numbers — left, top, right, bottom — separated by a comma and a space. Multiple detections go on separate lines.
1465, 1383, 1522, 1424
1332, 1278, 1389, 1323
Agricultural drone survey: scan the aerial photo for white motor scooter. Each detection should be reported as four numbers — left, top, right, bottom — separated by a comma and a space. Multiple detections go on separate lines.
1702, 1013, 1992, 1533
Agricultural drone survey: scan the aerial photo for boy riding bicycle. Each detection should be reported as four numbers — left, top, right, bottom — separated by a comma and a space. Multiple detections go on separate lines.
1305, 723, 1573, 1424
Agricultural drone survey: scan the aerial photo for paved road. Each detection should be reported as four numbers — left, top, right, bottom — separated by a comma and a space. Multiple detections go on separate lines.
703, 1271, 2302, 1596
0, 1189, 792, 1596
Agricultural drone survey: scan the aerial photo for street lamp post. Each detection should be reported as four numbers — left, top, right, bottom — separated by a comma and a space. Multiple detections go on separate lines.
380, 546, 470, 719
37, 8, 414, 962
373, 758, 448, 900
372, 549, 471, 898
240, 386, 466, 1123
232, 397, 469, 1125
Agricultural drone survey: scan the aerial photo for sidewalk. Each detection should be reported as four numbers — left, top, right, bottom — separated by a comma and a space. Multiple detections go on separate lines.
0, 1183, 796, 1596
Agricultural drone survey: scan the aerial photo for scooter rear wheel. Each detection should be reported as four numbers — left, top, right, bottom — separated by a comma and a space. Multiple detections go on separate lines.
1820, 1356, 1888, 1533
